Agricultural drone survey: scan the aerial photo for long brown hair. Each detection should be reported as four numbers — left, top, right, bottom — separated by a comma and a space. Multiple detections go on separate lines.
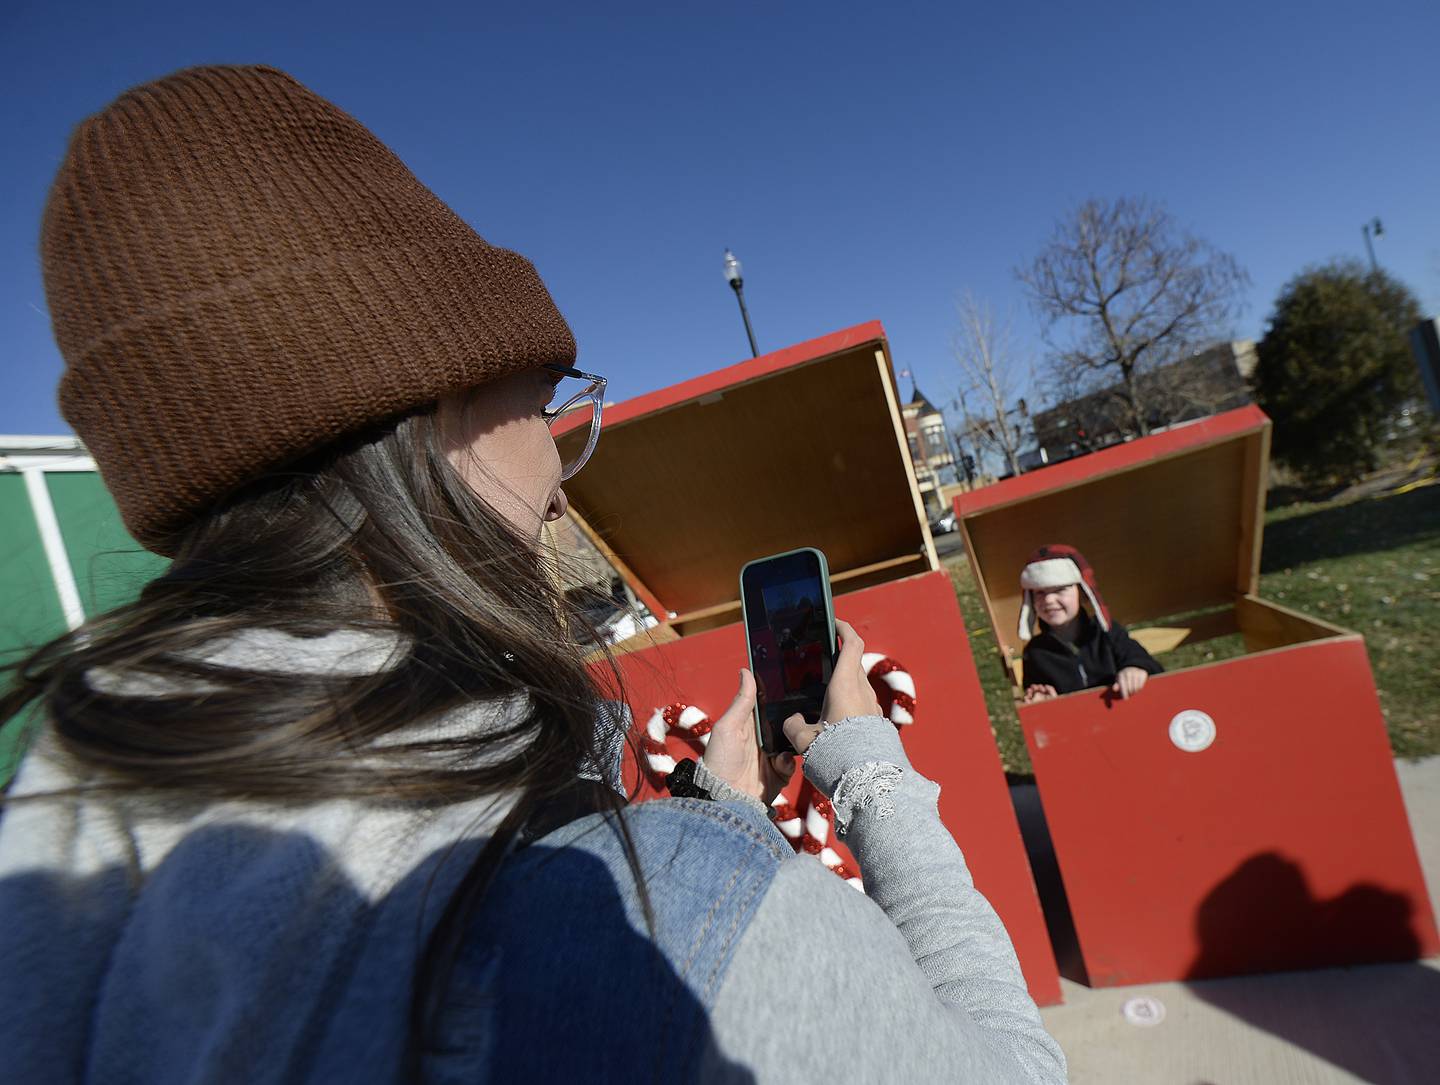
4, 405, 625, 796
0, 400, 642, 1056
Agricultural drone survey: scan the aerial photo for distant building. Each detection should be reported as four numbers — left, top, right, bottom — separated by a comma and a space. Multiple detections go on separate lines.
901, 382, 955, 516
1031, 341, 1256, 463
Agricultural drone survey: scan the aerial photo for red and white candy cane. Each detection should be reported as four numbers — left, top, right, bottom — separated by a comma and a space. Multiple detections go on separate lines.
771, 781, 864, 891
863, 653, 916, 726
641, 702, 866, 890
771, 653, 916, 890
644, 653, 915, 891
640, 703, 713, 778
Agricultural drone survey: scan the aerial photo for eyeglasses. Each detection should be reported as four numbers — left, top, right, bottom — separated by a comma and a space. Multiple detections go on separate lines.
542, 364, 607, 481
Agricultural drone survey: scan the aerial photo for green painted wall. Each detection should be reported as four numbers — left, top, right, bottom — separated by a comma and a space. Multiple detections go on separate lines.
1, 470, 166, 786
0, 474, 67, 781
0, 474, 67, 661
47, 472, 167, 617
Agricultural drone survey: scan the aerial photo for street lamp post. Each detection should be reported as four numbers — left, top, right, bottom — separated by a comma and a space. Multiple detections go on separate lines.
722, 249, 759, 358
1361, 217, 1384, 274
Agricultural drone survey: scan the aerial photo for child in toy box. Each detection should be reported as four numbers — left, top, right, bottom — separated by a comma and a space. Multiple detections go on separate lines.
1019, 544, 1164, 704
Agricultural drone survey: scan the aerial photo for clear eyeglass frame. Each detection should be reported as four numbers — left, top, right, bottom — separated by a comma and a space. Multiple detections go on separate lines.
542, 364, 607, 481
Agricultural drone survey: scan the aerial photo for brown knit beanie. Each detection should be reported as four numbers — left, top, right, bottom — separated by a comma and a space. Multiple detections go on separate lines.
42, 65, 576, 554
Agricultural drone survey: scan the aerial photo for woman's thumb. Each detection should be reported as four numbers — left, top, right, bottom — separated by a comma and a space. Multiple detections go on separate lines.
733, 668, 756, 706
718, 669, 756, 728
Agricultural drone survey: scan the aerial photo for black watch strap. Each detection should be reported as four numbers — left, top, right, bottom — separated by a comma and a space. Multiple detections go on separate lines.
666, 758, 713, 800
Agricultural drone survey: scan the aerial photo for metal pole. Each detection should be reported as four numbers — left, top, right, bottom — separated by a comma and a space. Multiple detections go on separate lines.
1361, 218, 1385, 274
730, 280, 759, 357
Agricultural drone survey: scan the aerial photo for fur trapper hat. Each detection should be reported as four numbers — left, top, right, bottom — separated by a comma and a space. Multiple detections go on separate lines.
1017, 543, 1110, 642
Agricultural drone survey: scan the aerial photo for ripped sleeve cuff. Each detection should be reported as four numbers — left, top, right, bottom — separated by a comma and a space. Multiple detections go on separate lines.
828, 761, 903, 836
802, 714, 910, 796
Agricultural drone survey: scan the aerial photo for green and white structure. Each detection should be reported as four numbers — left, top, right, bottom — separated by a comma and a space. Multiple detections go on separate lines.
1, 436, 166, 782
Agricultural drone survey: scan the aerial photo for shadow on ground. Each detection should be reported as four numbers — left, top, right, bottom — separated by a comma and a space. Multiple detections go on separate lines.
1010, 782, 1440, 1083
1262, 485, 1439, 571
1182, 851, 1440, 1082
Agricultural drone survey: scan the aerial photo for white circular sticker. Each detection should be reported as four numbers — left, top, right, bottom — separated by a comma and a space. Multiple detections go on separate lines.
1169, 709, 1216, 753
1121, 996, 1167, 1027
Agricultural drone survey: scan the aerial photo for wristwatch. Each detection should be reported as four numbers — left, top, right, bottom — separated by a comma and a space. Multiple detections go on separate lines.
665, 758, 714, 800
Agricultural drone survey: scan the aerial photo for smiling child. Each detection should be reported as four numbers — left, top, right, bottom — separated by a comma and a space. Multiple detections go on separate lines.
1018, 543, 1164, 704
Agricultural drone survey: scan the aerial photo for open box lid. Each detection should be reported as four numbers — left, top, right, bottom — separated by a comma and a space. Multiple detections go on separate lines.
555, 322, 938, 626
954, 405, 1272, 665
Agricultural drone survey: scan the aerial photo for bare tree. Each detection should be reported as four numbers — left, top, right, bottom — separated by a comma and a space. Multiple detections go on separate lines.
951, 292, 1027, 477
1018, 197, 1248, 436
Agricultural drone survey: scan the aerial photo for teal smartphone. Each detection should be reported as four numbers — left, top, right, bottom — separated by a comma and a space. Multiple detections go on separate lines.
739, 547, 838, 755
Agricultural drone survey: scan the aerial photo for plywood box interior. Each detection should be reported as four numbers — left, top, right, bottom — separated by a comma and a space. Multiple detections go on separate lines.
955, 407, 1354, 686
555, 323, 939, 638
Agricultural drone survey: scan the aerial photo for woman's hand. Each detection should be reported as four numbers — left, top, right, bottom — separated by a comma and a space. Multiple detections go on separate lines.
700, 669, 796, 803
1113, 667, 1148, 700
1023, 684, 1058, 704
782, 619, 882, 756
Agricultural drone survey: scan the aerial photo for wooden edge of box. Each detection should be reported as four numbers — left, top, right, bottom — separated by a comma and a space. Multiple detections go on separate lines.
956, 513, 1012, 686
999, 594, 1356, 695
593, 622, 682, 660
666, 552, 930, 634
954, 406, 1270, 520
561, 320, 890, 438
1235, 420, 1271, 595
1130, 608, 1241, 655
564, 506, 669, 620
876, 347, 940, 573
1236, 593, 1357, 652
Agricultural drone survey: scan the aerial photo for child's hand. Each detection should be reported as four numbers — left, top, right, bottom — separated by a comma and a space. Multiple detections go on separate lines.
1023, 684, 1058, 704
1113, 667, 1148, 700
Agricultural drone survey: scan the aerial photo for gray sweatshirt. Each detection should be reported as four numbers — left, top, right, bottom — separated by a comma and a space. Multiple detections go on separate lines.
0, 628, 1065, 1083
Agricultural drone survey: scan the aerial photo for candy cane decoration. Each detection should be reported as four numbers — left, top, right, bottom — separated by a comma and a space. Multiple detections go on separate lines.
863, 653, 916, 726
772, 783, 864, 890
640, 702, 714, 778
641, 701, 865, 890
776, 653, 915, 890
770, 792, 804, 842
642, 652, 916, 891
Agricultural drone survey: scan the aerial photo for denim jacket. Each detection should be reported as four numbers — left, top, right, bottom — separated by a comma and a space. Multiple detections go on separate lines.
0, 629, 1065, 1083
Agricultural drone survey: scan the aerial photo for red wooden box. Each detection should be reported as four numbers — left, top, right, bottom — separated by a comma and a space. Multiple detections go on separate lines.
556, 322, 1061, 1005
955, 405, 1438, 987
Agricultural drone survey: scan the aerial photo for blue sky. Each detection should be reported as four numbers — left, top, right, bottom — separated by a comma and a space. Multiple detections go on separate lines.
3, 0, 1438, 437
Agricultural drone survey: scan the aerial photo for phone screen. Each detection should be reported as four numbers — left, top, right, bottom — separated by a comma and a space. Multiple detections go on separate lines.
740, 548, 836, 754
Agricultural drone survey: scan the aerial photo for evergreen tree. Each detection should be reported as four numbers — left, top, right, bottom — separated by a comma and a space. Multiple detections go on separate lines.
1253, 261, 1422, 485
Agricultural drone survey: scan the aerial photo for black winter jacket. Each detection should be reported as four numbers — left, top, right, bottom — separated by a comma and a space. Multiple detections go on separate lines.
1021, 610, 1164, 695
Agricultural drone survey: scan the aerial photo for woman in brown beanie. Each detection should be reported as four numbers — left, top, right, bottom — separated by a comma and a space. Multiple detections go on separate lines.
0, 67, 1063, 1083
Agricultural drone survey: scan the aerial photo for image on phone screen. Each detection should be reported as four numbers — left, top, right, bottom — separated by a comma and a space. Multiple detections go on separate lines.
741, 549, 836, 754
